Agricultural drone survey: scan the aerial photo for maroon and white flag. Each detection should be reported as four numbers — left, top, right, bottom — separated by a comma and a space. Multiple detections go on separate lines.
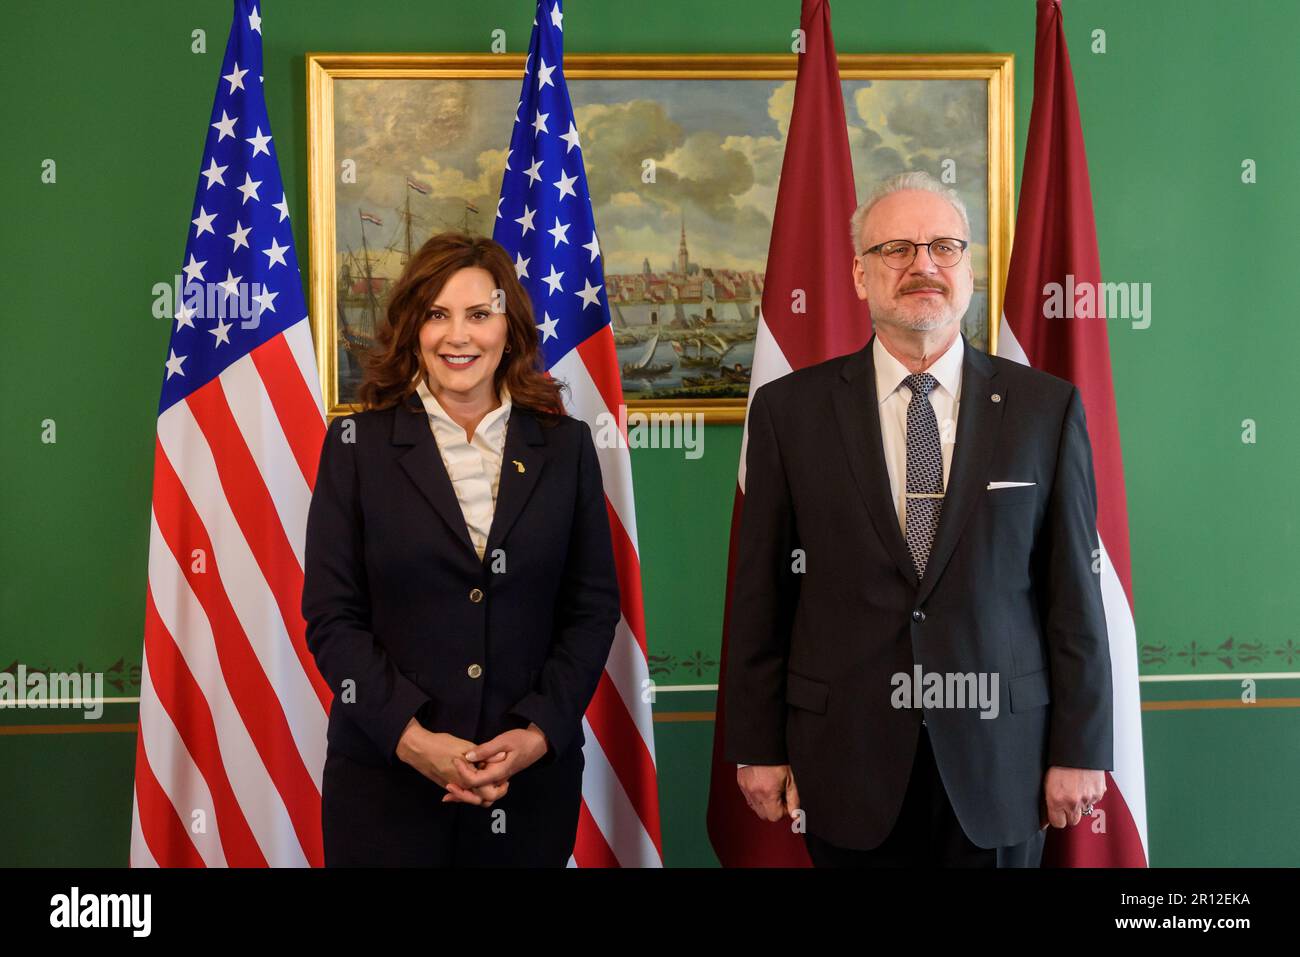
706, 0, 864, 867
996, 0, 1148, 866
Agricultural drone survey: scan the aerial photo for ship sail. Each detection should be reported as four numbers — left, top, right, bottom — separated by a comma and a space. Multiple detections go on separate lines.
630, 331, 661, 369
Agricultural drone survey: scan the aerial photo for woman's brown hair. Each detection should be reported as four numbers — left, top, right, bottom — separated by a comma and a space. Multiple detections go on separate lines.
355, 232, 566, 420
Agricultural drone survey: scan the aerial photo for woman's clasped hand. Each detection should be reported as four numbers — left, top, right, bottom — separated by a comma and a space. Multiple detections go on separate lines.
395, 719, 550, 807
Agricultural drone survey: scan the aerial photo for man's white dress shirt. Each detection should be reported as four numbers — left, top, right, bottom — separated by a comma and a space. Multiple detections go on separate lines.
872, 333, 964, 531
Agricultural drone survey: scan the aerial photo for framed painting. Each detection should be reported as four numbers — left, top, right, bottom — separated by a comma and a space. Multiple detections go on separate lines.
307, 54, 1014, 422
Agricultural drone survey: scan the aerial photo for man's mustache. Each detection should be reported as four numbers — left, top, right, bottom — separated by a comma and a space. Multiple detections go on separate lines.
898, 281, 949, 295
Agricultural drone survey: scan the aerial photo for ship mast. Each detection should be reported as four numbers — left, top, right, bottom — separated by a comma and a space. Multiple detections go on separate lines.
403, 189, 414, 264
358, 211, 381, 333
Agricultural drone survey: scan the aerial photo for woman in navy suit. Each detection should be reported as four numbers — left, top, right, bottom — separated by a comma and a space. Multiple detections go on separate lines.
302, 232, 620, 866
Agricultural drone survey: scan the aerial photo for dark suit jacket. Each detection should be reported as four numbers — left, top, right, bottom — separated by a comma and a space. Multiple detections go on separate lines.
302, 391, 620, 779
724, 335, 1113, 850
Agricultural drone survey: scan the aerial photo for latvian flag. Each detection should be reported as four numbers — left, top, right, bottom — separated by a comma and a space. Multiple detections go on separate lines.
706, 0, 862, 867
996, 0, 1148, 867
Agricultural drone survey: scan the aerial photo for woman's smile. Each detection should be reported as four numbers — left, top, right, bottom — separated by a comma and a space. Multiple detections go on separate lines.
439, 353, 480, 367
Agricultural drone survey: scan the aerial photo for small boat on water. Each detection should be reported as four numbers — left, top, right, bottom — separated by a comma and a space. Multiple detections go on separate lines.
622, 331, 673, 381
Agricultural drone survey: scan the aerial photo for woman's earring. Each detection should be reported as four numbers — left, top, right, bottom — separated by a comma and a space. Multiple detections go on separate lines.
505, 343, 512, 353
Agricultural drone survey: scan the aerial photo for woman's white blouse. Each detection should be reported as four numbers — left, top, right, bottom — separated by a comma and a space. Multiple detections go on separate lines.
415, 378, 513, 560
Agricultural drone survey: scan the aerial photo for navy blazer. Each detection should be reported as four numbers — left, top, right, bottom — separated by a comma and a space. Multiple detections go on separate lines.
302, 391, 620, 770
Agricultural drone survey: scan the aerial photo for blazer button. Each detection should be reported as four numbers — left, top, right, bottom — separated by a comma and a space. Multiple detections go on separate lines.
467, 663, 483, 679
912, 609, 926, 623
469, 588, 484, 603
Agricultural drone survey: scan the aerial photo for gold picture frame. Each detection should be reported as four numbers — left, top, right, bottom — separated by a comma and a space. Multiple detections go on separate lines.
306, 53, 1014, 422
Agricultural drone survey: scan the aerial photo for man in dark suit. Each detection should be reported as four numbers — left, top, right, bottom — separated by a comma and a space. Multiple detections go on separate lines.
724, 171, 1112, 867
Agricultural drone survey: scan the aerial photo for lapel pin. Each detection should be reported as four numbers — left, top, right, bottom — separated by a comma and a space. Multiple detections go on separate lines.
512, 459, 526, 473
991, 393, 1002, 403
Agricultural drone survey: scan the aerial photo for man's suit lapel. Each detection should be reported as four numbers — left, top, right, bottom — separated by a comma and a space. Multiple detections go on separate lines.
915, 340, 1005, 605
833, 334, 1006, 601
833, 339, 920, 589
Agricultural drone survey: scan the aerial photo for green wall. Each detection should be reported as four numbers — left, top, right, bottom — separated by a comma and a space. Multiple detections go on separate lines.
3, 0, 1297, 866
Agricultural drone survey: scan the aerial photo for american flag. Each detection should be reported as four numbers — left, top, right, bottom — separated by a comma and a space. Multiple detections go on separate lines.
492, 0, 663, 866
130, 0, 329, 866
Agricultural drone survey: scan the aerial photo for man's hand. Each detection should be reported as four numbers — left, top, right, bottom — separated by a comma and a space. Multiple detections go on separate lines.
1040, 766, 1106, 829
441, 724, 550, 805
737, 764, 801, 822
394, 720, 510, 806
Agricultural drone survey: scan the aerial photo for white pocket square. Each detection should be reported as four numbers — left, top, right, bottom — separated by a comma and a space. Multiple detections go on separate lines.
987, 481, 1036, 490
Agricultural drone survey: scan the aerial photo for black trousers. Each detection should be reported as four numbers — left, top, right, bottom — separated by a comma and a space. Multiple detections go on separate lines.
322, 746, 584, 867
804, 725, 1045, 868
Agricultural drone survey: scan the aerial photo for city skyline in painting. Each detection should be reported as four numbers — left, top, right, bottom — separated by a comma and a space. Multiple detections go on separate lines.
331, 73, 991, 402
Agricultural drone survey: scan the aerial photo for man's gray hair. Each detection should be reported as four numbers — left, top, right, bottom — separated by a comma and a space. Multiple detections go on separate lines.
849, 170, 971, 255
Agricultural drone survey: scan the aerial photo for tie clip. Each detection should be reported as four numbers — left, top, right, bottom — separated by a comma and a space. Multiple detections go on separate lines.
905, 492, 945, 498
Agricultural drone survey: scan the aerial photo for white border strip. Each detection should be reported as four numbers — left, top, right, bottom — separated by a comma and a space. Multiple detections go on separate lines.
6, 672, 1298, 708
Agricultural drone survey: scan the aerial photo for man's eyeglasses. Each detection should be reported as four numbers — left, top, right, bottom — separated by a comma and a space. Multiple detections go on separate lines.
859, 238, 968, 270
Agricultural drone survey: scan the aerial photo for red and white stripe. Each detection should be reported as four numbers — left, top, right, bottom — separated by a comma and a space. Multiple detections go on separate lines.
997, 323, 1147, 863
707, 0, 863, 867
995, 0, 1148, 867
131, 317, 328, 867
550, 326, 664, 867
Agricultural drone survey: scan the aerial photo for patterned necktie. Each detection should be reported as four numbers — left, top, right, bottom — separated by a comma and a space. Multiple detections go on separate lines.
904, 373, 943, 580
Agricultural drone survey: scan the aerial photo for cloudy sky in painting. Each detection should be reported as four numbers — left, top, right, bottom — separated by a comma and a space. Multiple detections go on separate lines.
333, 76, 988, 280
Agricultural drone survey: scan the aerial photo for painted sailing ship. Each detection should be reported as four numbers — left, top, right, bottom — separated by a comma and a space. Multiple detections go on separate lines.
669, 333, 734, 368
621, 330, 673, 381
